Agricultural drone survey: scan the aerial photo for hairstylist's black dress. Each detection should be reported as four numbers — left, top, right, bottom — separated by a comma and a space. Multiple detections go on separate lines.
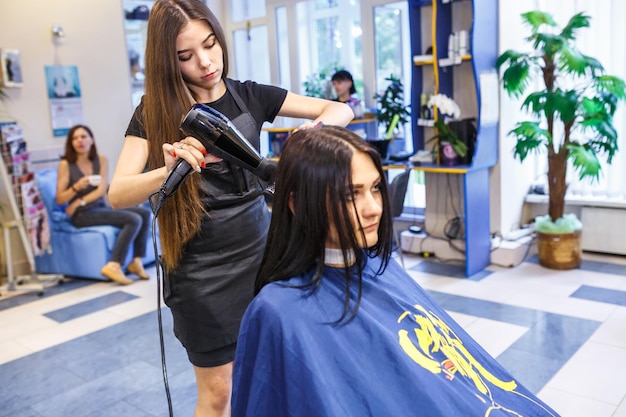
126, 79, 286, 366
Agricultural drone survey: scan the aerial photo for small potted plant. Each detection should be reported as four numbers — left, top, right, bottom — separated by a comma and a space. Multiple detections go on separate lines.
303, 62, 341, 99
497, 11, 626, 269
425, 94, 467, 165
372, 74, 411, 158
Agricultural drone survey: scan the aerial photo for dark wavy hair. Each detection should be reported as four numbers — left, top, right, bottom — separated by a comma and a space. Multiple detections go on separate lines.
255, 125, 393, 322
62, 125, 98, 163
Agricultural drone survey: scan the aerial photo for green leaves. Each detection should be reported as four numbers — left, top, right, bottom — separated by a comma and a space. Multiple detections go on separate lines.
559, 45, 595, 76
567, 143, 601, 181
508, 122, 550, 161
520, 90, 577, 125
560, 12, 591, 41
521, 11, 556, 33
427, 119, 468, 157
596, 75, 626, 99
496, 51, 534, 97
303, 62, 342, 99
374, 74, 411, 135
498, 10, 626, 181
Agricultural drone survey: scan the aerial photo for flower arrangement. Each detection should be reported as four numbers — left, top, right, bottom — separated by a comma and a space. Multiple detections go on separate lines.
425, 94, 467, 162
427, 93, 461, 119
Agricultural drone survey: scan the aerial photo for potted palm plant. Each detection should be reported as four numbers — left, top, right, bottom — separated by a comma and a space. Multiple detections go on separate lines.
497, 11, 626, 269
372, 74, 411, 158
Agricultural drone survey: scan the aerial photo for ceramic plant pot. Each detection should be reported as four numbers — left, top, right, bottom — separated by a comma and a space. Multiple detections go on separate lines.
537, 230, 582, 270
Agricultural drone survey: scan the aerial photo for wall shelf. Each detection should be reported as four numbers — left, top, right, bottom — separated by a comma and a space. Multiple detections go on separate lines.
438, 54, 472, 67
409, 0, 499, 277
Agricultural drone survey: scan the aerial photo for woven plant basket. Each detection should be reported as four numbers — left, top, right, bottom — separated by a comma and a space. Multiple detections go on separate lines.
537, 230, 582, 270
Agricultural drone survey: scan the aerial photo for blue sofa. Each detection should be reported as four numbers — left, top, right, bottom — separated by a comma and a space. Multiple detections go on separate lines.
34, 168, 157, 280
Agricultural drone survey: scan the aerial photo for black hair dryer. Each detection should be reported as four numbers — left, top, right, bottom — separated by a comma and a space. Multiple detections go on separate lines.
180, 104, 276, 182
153, 104, 276, 215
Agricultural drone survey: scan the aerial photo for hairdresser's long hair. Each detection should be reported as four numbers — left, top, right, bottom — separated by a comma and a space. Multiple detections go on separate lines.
143, 0, 229, 270
256, 126, 393, 321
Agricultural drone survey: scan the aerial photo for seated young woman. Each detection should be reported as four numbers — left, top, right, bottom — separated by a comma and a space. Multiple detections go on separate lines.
55, 125, 151, 285
331, 69, 364, 119
231, 125, 560, 417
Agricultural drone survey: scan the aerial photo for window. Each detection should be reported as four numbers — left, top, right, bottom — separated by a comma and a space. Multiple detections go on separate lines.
230, 0, 266, 22
232, 26, 271, 84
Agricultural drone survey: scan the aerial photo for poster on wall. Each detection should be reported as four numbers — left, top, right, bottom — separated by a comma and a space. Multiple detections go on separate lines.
0, 49, 23, 88
44, 65, 84, 137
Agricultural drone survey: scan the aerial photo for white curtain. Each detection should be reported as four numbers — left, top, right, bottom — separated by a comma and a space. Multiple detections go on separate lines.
530, 0, 626, 201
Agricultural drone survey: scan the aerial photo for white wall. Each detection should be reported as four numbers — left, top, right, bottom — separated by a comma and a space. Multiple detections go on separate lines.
494, 0, 537, 236
0, 0, 132, 167
0, 0, 223, 273
0, 0, 223, 170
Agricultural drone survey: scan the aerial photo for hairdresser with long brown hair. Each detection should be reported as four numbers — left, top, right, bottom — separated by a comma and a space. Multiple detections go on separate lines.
107, 1, 353, 415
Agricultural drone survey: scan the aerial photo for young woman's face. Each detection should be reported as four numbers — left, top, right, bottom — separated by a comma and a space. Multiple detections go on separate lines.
325, 151, 384, 249
71, 128, 93, 154
176, 19, 224, 96
332, 79, 352, 98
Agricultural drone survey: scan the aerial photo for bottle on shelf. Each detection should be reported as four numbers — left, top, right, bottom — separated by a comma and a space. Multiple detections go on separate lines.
420, 92, 432, 120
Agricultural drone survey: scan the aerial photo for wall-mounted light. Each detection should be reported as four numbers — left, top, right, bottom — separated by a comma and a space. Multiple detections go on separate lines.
51, 25, 66, 44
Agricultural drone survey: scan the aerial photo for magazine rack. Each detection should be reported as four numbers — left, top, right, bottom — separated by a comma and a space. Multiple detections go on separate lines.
0, 121, 62, 296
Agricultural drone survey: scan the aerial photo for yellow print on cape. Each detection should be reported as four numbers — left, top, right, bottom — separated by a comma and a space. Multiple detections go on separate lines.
397, 304, 558, 416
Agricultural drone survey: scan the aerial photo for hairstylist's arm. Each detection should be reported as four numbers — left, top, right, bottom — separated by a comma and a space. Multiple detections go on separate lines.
109, 134, 207, 209
109, 136, 162, 209
278, 92, 354, 130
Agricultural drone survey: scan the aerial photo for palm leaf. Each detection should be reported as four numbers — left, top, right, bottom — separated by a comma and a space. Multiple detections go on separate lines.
497, 50, 534, 97
559, 44, 591, 76
521, 11, 556, 33
595, 75, 626, 99
508, 121, 550, 161
582, 117, 618, 143
550, 90, 578, 124
532, 33, 563, 57
520, 91, 547, 115
560, 12, 590, 41
566, 143, 601, 180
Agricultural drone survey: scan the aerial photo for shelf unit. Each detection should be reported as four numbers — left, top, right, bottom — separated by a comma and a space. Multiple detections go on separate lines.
408, 0, 499, 277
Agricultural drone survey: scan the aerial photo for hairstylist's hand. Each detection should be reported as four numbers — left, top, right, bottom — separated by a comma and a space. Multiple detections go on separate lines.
292, 120, 323, 134
162, 136, 222, 174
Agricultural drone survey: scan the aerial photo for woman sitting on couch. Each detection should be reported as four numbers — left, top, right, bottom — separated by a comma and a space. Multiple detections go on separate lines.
55, 124, 151, 285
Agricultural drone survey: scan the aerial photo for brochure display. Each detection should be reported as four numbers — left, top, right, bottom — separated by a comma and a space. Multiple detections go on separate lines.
0, 121, 61, 295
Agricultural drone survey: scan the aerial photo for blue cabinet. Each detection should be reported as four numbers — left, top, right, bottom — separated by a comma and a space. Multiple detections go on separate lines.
408, 0, 499, 277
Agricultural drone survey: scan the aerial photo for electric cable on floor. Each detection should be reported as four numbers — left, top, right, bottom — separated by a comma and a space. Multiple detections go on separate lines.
149, 194, 174, 417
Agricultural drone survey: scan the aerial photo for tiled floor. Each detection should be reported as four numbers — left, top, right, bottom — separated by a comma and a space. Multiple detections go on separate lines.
1, 252, 625, 417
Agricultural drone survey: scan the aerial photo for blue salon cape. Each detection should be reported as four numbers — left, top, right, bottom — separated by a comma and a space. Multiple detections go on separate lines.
232, 257, 559, 417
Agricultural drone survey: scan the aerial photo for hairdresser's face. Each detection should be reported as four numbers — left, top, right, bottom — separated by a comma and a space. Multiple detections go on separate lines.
71, 128, 93, 155
326, 151, 383, 249
177, 19, 224, 99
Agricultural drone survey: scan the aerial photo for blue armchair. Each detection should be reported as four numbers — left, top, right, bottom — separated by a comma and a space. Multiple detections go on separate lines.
34, 168, 158, 280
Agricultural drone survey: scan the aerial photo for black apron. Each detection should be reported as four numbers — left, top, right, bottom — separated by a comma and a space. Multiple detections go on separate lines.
164, 82, 271, 353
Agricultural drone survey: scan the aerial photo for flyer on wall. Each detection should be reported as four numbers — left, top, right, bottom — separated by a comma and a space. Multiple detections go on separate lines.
44, 65, 84, 137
